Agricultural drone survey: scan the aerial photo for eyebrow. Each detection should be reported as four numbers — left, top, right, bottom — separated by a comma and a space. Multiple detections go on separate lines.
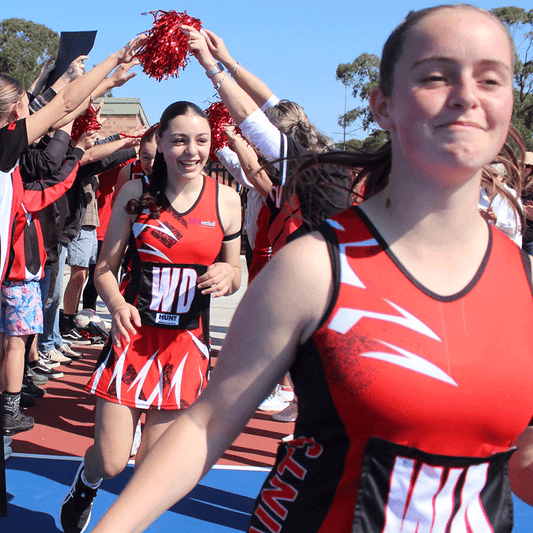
411, 56, 511, 73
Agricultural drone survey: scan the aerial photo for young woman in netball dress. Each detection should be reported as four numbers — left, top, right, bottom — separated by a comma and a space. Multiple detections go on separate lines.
60, 101, 241, 533
92, 5, 533, 532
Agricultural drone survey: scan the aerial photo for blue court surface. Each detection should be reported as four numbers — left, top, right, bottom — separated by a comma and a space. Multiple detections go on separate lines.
3, 453, 269, 532
4, 453, 533, 532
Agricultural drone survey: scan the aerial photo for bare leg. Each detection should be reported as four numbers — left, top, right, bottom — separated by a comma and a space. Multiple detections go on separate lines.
134, 409, 181, 468
83, 397, 141, 484
3, 335, 27, 392
63, 266, 88, 316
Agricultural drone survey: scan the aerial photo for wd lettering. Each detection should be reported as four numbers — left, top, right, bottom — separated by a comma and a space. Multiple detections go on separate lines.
150, 267, 197, 314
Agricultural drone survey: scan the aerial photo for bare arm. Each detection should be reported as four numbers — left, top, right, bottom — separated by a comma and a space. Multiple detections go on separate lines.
80, 133, 142, 166
51, 60, 140, 131
197, 184, 242, 296
25, 35, 146, 145
183, 25, 259, 125
203, 29, 274, 108
91, 231, 333, 533
111, 163, 133, 206
94, 179, 143, 348
226, 129, 272, 198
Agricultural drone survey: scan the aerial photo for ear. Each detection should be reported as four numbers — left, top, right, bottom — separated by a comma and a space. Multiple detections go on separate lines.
11, 99, 24, 120
370, 87, 394, 132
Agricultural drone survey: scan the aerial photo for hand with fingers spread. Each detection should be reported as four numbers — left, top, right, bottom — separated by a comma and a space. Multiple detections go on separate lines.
116, 34, 148, 64
108, 60, 140, 88
198, 262, 236, 297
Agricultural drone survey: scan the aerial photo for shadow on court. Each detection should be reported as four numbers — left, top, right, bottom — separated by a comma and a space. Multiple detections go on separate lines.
3, 455, 268, 533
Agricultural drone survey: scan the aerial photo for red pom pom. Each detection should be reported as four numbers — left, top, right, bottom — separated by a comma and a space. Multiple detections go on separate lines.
137, 10, 202, 81
204, 101, 242, 161
71, 103, 101, 143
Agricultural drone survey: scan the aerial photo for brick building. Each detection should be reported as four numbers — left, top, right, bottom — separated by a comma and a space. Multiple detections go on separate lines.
94, 97, 150, 138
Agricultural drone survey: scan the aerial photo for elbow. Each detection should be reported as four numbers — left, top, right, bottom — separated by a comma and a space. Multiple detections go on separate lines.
58, 92, 78, 115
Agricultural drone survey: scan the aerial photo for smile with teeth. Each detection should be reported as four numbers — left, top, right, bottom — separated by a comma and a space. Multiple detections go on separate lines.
179, 160, 200, 169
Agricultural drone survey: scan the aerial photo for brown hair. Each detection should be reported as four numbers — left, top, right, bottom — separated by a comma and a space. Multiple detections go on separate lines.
264, 100, 334, 154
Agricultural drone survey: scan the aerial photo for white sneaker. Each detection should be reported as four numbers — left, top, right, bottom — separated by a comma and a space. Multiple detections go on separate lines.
45, 348, 72, 366
39, 351, 60, 368
59, 343, 83, 360
258, 385, 294, 412
272, 401, 298, 422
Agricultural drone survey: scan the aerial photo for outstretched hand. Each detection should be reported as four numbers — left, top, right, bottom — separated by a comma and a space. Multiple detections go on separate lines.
202, 29, 233, 65
108, 60, 140, 88
116, 35, 148, 64
40, 58, 56, 79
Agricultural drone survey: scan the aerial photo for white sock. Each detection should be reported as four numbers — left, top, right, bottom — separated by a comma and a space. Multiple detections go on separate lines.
81, 466, 103, 489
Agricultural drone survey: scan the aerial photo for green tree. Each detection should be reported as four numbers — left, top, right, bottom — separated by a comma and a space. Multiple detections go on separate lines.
336, 6, 533, 150
0, 18, 59, 90
493, 7, 533, 150
336, 52, 380, 143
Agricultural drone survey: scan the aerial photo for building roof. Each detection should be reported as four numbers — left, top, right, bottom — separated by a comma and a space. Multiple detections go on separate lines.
94, 97, 150, 126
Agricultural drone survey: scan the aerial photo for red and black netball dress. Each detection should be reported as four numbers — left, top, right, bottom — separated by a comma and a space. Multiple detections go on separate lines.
248, 207, 533, 533
87, 176, 224, 410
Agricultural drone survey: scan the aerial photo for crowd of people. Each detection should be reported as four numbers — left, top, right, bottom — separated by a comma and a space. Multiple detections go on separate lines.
1, 3, 533, 533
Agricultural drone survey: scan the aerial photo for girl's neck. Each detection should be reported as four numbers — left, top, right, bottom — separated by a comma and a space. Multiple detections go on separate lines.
359, 167, 490, 296
165, 174, 204, 212
362, 165, 486, 249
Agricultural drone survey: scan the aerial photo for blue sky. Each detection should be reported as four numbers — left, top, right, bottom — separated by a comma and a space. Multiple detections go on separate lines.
3, 1, 531, 143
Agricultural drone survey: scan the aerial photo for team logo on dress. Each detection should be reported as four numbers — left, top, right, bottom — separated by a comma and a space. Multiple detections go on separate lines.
189, 217, 216, 228
155, 312, 180, 326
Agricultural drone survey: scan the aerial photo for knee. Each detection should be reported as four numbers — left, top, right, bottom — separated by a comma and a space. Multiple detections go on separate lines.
87, 446, 130, 480
100, 453, 129, 479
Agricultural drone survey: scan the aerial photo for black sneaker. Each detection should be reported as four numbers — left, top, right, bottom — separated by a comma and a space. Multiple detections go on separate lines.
62, 328, 91, 346
3, 410, 34, 436
22, 374, 46, 398
20, 392, 36, 408
29, 359, 64, 380
60, 463, 99, 533
26, 365, 48, 386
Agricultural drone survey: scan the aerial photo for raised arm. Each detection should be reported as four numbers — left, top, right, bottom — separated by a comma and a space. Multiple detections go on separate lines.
203, 29, 276, 109
25, 35, 146, 145
225, 127, 273, 198
183, 25, 258, 125
90, 230, 333, 533
28, 58, 56, 98
184, 26, 283, 164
